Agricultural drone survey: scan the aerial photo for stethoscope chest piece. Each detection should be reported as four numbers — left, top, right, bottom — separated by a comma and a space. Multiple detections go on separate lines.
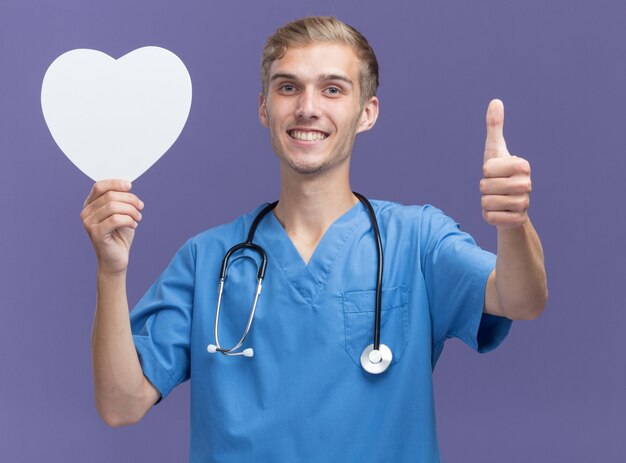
360, 343, 393, 374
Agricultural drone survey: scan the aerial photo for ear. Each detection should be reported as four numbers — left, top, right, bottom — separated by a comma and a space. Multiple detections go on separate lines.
259, 93, 269, 128
356, 96, 379, 134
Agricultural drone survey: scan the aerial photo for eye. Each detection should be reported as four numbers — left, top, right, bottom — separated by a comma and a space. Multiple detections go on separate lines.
324, 86, 341, 96
279, 84, 296, 93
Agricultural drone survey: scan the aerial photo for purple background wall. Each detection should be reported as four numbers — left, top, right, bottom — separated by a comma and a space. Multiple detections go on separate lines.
1, 1, 624, 461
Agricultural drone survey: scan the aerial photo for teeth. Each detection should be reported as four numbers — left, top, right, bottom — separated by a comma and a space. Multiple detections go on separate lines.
289, 130, 327, 141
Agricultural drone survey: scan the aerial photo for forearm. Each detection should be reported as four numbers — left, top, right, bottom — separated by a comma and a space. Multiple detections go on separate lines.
92, 268, 157, 426
490, 218, 548, 319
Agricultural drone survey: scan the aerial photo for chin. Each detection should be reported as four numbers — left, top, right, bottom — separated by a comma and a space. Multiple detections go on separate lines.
276, 151, 326, 175
285, 161, 328, 176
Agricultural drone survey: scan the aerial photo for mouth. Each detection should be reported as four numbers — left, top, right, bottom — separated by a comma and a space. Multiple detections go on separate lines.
287, 129, 329, 141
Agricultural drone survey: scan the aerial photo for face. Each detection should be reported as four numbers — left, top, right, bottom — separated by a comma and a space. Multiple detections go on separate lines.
259, 42, 378, 177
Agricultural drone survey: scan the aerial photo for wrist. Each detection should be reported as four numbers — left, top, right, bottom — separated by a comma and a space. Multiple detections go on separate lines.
496, 214, 530, 234
97, 265, 128, 281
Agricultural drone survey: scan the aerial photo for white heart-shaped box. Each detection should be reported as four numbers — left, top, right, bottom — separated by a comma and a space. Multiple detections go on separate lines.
41, 46, 192, 181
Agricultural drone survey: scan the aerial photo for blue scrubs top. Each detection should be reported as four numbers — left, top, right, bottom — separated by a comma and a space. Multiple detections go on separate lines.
131, 200, 512, 463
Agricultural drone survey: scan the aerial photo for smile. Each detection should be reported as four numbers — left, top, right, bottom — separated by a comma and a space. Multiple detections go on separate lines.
288, 129, 329, 141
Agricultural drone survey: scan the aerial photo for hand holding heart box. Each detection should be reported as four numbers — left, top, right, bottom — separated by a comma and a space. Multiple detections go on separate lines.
41, 46, 192, 182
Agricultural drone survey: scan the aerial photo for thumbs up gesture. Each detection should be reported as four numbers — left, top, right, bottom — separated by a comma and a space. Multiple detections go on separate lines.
480, 99, 532, 228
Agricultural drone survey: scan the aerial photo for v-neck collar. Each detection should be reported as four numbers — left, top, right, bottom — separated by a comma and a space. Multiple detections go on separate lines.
255, 201, 366, 305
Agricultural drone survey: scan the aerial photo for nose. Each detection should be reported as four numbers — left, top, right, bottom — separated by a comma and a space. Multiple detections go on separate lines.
295, 89, 321, 120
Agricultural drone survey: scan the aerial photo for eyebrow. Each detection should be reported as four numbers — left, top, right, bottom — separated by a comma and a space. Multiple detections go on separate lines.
270, 72, 354, 87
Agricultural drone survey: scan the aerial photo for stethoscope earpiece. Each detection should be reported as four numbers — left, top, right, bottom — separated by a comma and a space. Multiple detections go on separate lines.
207, 344, 254, 358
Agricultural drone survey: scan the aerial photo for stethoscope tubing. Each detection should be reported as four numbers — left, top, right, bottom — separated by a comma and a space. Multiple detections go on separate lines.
353, 192, 384, 351
211, 202, 277, 356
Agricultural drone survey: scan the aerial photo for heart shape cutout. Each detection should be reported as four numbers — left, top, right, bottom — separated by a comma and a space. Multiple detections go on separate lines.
41, 46, 192, 181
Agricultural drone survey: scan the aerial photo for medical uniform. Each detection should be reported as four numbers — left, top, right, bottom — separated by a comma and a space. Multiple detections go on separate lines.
131, 200, 511, 463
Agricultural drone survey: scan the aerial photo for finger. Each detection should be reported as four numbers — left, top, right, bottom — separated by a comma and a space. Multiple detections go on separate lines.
483, 156, 530, 178
91, 214, 138, 240
81, 190, 144, 221
83, 201, 143, 229
84, 179, 132, 207
484, 99, 509, 161
481, 194, 530, 213
480, 176, 532, 195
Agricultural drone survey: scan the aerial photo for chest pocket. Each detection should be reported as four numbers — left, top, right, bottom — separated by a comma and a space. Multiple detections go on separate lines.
342, 285, 409, 368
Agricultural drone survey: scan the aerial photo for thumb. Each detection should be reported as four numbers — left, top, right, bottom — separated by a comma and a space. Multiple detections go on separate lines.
484, 99, 509, 161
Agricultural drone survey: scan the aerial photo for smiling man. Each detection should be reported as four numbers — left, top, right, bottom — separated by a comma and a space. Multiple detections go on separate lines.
81, 16, 547, 463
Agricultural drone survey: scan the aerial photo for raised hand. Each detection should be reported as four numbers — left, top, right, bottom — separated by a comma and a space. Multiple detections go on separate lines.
80, 179, 144, 273
480, 99, 532, 228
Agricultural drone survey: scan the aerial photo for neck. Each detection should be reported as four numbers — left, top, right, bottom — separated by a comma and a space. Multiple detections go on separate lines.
273, 165, 358, 263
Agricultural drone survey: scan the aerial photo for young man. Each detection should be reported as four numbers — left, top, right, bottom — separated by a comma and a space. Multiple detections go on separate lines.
81, 16, 547, 462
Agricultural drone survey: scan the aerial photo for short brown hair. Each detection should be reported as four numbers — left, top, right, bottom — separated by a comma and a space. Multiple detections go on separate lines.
261, 16, 379, 103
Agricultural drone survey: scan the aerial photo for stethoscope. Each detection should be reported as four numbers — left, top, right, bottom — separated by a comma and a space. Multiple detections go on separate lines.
207, 193, 393, 374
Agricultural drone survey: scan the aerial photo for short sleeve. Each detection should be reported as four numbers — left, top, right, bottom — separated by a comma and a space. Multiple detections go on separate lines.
130, 239, 195, 400
420, 206, 512, 363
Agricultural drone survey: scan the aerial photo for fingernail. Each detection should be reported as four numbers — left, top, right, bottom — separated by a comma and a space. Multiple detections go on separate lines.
123, 180, 132, 189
